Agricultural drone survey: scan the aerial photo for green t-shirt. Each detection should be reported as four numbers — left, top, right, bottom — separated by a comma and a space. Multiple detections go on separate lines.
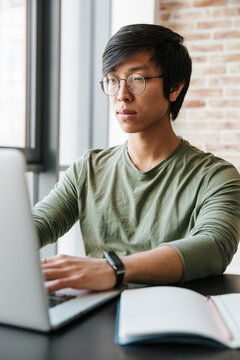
33, 139, 240, 282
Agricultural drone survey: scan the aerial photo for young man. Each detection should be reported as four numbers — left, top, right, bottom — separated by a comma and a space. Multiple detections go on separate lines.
33, 24, 240, 293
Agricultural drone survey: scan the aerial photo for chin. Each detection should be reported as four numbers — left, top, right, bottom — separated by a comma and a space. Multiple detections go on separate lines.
120, 127, 143, 134
118, 121, 141, 134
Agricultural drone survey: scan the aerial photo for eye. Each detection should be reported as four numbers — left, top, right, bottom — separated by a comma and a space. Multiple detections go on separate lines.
133, 75, 144, 81
107, 77, 118, 84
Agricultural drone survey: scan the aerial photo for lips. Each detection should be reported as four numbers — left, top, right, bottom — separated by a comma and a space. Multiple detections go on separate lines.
117, 109, 137, 115
117, 109, 137, 121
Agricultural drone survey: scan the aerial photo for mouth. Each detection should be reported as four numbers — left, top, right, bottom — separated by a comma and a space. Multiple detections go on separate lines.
117, 109, 137, 114
117, 109, 137, 120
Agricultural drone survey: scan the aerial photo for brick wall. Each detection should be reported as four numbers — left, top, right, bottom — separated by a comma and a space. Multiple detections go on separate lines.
155, 0, 240, 172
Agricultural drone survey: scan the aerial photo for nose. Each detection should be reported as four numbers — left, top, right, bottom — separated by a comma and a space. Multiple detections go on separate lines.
117, 79, 134, 102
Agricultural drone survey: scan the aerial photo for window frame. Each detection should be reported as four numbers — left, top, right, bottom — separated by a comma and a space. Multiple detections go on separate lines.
0, 0, 112, 257
24, 0, 43, 168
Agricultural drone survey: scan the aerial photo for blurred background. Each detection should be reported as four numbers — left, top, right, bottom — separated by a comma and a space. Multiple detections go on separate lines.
0, 0, 239, 272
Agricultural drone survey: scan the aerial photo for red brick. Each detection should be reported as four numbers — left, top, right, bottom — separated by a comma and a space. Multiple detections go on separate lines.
174, 9, 209, 19
214, 31, 240, 39
210, 54, 240, 62
160, 12, 171, 21
227, 42, 240, 51
209, 77, 240, 85
190, 78, 206, 86
188, 88, 222, 97
184, 33, 211, 41
189, 43, 223, 52
212, 7, 240, 17
182, 100, 206, 108
221, 122, 240, 129
194, 0, 227, 6
186, 109, 225, 119
191, 55, 207, 63
160, 1, 191, 10
209, 99, 240, 107
197, 20, 231, 29
167, 23, 194, 32
227, 54, 240, 62
193, 65, 226, 75
210, 55, 227, 63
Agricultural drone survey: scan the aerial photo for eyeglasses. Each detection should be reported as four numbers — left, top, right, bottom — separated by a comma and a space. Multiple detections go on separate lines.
100, 73, 164, 96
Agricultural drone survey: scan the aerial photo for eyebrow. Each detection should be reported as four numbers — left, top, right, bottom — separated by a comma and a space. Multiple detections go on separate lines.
128, 65, 149, 72
109, 65, 150, 76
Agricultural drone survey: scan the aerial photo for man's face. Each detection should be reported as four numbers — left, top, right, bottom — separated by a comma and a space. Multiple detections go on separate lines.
108, 51, 171, 134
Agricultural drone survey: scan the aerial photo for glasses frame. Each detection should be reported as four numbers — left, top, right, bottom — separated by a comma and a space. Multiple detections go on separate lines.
100, 73, 164, 96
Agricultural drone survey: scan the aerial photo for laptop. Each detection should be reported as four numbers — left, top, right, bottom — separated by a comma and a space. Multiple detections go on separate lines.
0, 149, 121, 332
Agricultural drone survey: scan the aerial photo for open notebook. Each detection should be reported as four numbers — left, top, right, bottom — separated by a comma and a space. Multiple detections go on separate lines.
116, 286, 240, 348
0, 149, 120, 332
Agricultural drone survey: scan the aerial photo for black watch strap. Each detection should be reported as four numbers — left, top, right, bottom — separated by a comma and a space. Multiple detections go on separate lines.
103, 251, 126, 288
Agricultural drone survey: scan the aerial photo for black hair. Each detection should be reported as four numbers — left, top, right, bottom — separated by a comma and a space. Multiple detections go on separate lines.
102, 24, 192, 120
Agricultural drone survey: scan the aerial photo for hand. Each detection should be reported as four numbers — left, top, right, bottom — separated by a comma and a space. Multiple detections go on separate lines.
41, 254, 116, 293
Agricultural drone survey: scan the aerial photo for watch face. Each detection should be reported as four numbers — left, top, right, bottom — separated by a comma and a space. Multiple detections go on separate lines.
110, 252, 123, 267
106, 251, 124, 268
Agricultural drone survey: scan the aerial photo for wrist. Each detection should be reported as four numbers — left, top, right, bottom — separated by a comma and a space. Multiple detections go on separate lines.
120, 254, 136, 283
103, 251, 126, 288
102, 259, 117, 288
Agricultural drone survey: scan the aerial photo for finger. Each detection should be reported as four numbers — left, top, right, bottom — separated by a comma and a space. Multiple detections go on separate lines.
46, 277, 77, 293
41, 256, 72, 269
41, 255, 75, 269
43, 268, 72, 281
40, 257, 47, 264
41, 257, 59, 266
41, 262, 64, 270
41, 254, 66, 264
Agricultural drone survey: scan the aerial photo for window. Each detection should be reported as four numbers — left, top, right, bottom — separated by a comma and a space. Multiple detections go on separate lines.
0, 0, 26, 147
0, 0, 43, 167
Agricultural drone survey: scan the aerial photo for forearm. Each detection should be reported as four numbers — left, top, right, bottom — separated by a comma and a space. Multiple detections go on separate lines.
42, 247, 183, 293
121, 246, 183, 285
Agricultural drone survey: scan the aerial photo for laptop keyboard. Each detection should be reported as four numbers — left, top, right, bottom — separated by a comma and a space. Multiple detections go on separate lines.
49, 292, 77, 308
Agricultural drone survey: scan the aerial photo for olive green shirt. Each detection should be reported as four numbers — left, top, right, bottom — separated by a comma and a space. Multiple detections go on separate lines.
33, 140, 240, 282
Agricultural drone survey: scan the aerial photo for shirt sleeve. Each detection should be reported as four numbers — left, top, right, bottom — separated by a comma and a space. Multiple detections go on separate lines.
161, 163, 240, 282
32, 158, 83, 248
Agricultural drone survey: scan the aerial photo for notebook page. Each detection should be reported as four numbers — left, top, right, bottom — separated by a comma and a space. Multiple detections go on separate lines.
212, 294, 240, 347
119, 286, 231, 345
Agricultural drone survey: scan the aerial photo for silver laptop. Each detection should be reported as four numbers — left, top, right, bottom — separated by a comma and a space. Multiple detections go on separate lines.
0, 149, 120, 332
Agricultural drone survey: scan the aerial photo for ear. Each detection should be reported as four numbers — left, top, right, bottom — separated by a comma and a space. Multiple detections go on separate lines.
169, 83, 185, 102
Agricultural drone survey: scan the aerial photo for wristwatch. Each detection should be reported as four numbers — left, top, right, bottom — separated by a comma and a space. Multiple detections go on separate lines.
103, 251, 126, 288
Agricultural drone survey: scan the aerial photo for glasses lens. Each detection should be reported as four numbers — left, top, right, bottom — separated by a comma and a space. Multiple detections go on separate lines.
102, 76, 119, 96
127, 73, 145, 94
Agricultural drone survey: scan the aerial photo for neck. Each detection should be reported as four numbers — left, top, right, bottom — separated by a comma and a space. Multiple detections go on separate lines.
127, 121, 181, 172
